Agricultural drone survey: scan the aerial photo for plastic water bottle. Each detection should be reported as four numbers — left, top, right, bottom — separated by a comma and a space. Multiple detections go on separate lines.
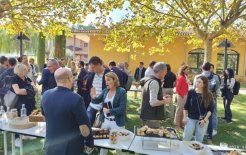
0, 106, 5, 125
20, 104, 27, 117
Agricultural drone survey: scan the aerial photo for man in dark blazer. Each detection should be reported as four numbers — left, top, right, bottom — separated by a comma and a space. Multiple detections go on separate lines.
77, 61, 88, 97
41, 68, 94, 155
134, 62, 146, 82
108, 61, 128, 90
38, 59, 59, 94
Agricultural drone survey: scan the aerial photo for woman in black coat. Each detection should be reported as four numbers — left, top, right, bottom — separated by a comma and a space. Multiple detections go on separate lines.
11, 64, 36, 116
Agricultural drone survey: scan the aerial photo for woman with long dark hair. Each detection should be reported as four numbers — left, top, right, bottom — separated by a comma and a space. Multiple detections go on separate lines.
183, 76, 213, 142
174, 65, 189, 131
222, 68, 235, 124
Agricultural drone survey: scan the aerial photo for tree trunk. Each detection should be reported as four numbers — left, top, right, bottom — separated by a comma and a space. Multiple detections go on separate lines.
54, 30, 66, 59
37, 32, 45, 72
204, 39, 213, 62
54, 35, 63, 59
62, 30, 66, 58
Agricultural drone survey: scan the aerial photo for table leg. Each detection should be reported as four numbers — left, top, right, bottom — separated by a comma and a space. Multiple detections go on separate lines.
11, 133, 15, 155
134, 91, 138, 99
20, 135, 23, 155
3, 131, 7, 155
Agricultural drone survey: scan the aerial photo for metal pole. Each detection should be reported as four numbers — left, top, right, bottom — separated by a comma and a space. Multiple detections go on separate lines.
224, 39, 228, 70
20, 32, 23, 57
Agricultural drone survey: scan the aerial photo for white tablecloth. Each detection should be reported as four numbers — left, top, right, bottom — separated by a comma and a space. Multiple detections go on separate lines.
129, 136, 214, 155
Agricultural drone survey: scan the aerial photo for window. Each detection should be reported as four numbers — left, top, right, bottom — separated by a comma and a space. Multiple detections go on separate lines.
84, 43, 88, 47
216, 49, 239, 75
188, 48, 204, 74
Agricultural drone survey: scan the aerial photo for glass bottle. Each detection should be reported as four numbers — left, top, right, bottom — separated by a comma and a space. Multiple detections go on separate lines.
20, 104, 27, 117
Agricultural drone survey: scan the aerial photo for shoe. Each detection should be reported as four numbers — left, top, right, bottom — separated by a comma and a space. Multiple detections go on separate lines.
226, 120, 232, 124
15, 138, 20, 147
212, 130, 217, 136
207, 139, 213, 145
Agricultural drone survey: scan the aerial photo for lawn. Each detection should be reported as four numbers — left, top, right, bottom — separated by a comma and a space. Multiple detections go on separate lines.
0, 92, 246, 154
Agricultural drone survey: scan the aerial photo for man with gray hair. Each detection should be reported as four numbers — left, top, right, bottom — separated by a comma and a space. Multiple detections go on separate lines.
41, 68, 94, 155
140, 62, 172, 128
38, 59, 60, 94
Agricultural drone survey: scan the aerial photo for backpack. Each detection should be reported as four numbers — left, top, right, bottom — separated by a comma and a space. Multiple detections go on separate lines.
233, 80, 240, 95
207, 74, 216, 93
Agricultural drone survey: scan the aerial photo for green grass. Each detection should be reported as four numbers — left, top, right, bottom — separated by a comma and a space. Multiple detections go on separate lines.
241, 83, 246, 88
1, 92, 246, 154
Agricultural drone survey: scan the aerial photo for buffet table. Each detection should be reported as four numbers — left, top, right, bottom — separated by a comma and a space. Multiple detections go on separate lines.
1, 123, 245, 155
129, 136, 213, 155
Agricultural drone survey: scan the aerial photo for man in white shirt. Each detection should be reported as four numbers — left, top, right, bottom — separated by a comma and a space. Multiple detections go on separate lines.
145, 61, 156, 77
86, 56, 110, 126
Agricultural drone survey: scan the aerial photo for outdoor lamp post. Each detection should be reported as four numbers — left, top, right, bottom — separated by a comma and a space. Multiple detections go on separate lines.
217, 39, 234, 70
14, 32, 30, 57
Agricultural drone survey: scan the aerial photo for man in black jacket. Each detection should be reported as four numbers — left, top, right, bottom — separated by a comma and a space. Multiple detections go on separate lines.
109, 61, 128, 90
38, 59, 60, 95
134, 62, 146, 82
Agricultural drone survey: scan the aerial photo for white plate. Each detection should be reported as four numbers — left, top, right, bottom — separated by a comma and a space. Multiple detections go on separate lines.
182, 141, 207, 155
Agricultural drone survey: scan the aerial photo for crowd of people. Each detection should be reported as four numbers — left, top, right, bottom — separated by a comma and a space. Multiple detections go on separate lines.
0, 54, 237, 154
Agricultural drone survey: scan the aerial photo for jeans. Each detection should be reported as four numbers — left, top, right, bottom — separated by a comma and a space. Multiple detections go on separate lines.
86, 105, 98, 126
174, 94, 187, 127
207, 97, 218, 139
183, 117, 209, 143
223, 95, 233, 121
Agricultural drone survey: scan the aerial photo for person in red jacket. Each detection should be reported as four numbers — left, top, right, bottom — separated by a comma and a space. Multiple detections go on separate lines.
174, 65, 189, 131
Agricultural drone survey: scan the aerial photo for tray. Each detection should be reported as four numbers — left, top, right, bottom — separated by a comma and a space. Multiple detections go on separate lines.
135, 126, 179, 139
29, 109, 45, 122
9, 117, 37, 129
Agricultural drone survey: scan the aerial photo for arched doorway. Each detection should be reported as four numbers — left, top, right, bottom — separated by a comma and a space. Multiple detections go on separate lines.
188, 48, 204, 74
216, 50, 239, 75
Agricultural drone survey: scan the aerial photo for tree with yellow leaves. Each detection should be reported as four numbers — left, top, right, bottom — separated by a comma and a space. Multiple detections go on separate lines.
96, 0, 246, 62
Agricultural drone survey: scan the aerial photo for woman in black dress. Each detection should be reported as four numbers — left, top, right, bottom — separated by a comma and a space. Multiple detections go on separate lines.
11, 64, 36, 116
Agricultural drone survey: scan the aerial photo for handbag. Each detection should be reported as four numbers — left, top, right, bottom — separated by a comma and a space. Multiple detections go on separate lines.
93, 112, 102, 128
4, 90, 19, 109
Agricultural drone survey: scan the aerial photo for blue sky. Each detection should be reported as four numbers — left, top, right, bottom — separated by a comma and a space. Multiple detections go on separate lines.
83, 3, 128, 25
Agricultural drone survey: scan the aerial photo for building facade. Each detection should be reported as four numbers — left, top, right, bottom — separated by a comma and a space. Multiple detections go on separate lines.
72, 30, 246, 81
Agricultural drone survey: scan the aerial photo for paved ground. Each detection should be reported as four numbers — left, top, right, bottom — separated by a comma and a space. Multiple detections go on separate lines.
239, 88, 246, 94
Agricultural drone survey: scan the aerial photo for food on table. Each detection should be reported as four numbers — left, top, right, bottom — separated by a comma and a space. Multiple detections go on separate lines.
137, 125, 178, 138
6, 109, 18, 119
9, 116, 37, 129
153, 129, 160, 134
118, 130, 130, 136
228, 150, 242, 155
92, 128, 109, 139
140, 125, 148, 132
189, 143, 204, 150
110, 130, 118, 144
29, 109, 45, 122
158, 130, 164, 137
146, 128, 153, 134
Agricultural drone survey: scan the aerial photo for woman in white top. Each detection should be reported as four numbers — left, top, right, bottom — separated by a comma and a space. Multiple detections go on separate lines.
222, 68, 235, 124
